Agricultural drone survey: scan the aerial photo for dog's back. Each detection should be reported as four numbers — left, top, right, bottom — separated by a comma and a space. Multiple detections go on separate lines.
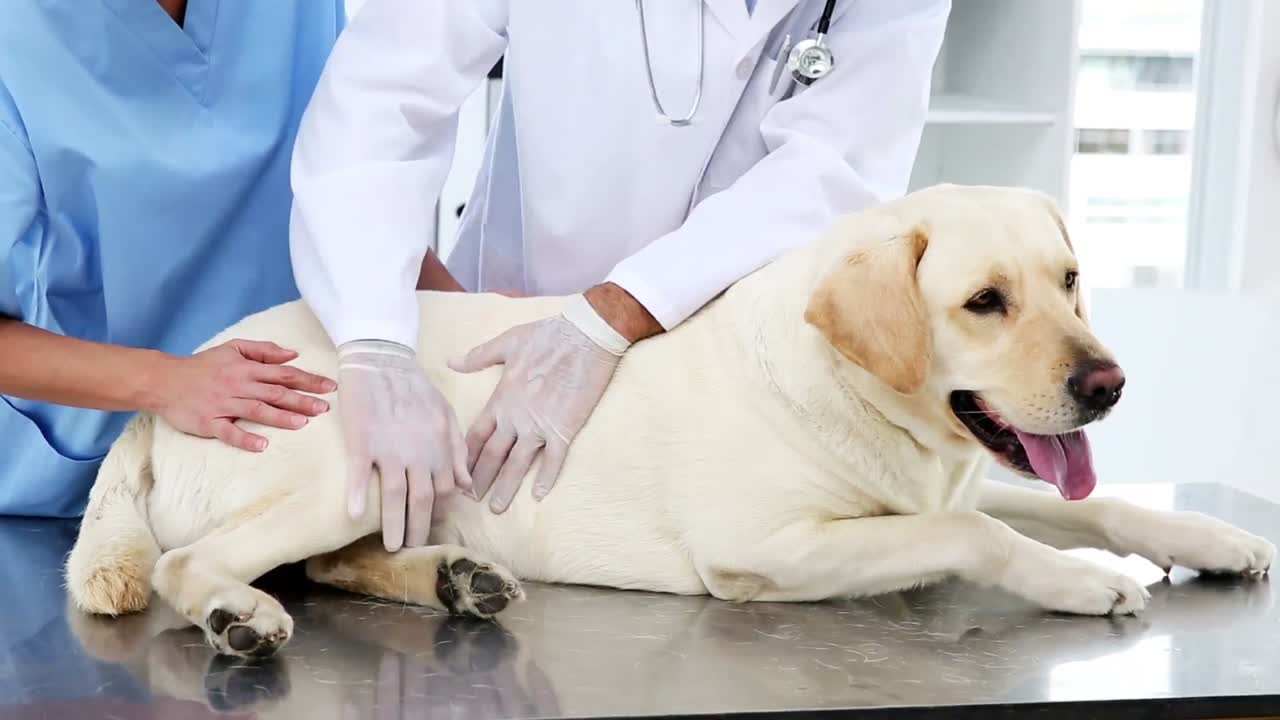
104, 290, 814, 601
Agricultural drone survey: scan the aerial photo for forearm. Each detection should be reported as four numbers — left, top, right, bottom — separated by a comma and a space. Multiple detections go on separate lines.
0, 318, 170, 412
288, 0, 509, 350
583, 282, 663, 344
416, 249, 465, 292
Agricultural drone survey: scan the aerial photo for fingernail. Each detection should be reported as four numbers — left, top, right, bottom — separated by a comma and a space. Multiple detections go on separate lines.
533, 485, 549, 500
323, 380, 337, 392
254, 438, 268, 451
315, 399, 330, 413
291, 415, 307, 427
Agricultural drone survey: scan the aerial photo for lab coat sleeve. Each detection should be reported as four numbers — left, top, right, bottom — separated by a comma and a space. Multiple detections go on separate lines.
288, 0, 509, 350
606, 0, 951, 330
0, 112, 38, 321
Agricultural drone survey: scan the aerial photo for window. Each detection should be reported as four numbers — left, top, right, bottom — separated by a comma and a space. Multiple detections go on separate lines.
1079, 54, 1195, 92
1075, 128, 1132, 154
1068, 0, 1203, 290
1143, 129, 1190, 155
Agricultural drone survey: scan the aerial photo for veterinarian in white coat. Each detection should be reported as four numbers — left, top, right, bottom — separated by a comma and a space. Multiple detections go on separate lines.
289, 0, 951, 551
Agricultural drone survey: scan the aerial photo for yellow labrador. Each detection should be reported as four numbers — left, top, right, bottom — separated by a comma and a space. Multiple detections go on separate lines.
65, 184, 1274, 658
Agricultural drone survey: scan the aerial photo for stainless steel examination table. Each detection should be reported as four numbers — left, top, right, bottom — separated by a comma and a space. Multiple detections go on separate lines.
2, 482, 1278, 720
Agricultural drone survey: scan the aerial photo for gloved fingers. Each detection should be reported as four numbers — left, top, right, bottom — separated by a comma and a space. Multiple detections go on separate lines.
379, 463, 409, 552
464, 409, 498, 472
469, 422, 517, 502
245, 380, 330, 417
227, 339, 298, 365
228, 398, 310, 432
250, 363, 338, 399
532, 441, 568, 501
210, 417, 268, 453
403, 464, 434, 548
448, 329, 515, 374
488, 437, 543, 513
346, 451, 374, 518
448, 416, 474, 493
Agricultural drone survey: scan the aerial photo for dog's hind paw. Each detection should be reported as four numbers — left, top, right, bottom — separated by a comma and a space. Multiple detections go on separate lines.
435, 555, 524, 620
203, 587, 293, 658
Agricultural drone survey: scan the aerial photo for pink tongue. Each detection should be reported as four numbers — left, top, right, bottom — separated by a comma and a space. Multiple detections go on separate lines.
1012, 429, 1097, 500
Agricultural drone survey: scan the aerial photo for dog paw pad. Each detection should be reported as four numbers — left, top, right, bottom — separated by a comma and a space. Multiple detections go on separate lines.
436, 556, 523, 620
202, 590, 292, 658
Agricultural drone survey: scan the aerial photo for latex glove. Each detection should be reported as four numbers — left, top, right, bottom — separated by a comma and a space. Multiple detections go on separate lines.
337, 340, 471, 551
449, 295, 630, 512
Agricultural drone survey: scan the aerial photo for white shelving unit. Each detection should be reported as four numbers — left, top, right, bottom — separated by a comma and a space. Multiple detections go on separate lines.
429, 0, 1084, 257
910, 0, 1082, 205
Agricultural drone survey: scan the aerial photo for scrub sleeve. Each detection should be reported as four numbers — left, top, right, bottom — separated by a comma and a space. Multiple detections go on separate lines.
0, 111, 107, 518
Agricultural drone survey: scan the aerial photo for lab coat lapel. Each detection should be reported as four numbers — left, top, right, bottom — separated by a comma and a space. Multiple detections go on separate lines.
99, 0, 216, 101
739, 0, 809, 57
701, 0, 748, 39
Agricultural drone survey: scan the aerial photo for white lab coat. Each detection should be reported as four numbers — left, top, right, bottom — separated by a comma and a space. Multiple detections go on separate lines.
289, 0, 951, 350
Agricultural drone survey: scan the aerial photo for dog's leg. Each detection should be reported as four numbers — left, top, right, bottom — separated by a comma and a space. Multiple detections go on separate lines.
65, 414, 161, 616
700, 511, 1151, 615
979, 479, 1275, 576
150, 493, 355, 658
305, 534, 524, 619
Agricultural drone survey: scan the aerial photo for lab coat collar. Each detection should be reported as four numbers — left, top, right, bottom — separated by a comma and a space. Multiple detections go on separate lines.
704, 0, 807, 57
701, 0, 749, 38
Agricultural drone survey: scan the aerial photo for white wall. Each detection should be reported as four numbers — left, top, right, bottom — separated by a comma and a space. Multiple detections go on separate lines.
1080, 288, 1280, 502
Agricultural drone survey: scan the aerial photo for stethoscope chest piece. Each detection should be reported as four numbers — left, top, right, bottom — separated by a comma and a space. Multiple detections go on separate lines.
786, 35, 834, 86
769, 0, 840, 95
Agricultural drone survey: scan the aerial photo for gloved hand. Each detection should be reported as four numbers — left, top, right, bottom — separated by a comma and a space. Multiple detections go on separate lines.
449, 295, 630, 512
337, 340, 471, 551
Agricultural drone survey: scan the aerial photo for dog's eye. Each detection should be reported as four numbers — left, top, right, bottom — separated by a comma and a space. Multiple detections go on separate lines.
1065, 270, 1078, 290
964, 288, 1005, 315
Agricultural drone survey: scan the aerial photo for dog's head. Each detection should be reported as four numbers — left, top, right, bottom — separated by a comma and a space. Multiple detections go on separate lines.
804, 184, 1122, 501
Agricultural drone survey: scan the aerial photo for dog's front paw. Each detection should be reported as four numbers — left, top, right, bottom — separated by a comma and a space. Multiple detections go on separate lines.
435, 553, 524, 620
203, 587, 293, 658
1119, 509, 1275, 577
1002, 546, 1150, 616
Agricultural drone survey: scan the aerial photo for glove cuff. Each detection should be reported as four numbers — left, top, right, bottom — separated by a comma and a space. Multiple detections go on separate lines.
337, 339, 415, 361
562, 294, 631, 357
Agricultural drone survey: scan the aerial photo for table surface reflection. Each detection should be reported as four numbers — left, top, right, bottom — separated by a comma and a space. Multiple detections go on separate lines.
1, 482, 1279, 719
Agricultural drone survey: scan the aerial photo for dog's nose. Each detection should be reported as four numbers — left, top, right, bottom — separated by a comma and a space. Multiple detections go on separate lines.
1069, 363, 1125, 412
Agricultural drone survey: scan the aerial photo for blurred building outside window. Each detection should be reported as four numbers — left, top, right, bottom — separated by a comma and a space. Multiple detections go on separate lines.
1069, 0, 1203, 290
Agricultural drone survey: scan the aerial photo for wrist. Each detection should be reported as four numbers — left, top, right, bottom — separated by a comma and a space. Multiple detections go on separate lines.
338, 339, 415, 360
130, 349, 181, 414
583, 283, 663, 344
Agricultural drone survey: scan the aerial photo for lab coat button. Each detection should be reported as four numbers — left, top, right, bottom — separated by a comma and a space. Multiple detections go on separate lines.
736, 58, 753, 79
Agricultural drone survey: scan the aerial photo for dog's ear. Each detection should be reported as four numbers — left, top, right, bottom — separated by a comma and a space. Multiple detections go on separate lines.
1038, 191, 1089, 323
804, 226, 932, 395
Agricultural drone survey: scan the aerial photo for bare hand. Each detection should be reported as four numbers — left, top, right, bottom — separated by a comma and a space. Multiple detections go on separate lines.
152, 339, 336, 452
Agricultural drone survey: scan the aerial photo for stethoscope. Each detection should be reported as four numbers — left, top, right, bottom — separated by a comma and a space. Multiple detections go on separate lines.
635, 0, 839, 126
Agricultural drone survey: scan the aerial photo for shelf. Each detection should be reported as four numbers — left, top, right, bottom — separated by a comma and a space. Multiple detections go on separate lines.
926, 94, 1060, 126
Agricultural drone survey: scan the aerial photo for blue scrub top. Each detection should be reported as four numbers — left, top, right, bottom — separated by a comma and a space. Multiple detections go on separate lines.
0, 1, 346, 518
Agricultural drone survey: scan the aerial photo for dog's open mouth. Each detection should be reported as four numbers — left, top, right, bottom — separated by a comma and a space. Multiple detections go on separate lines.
949, 391, 1097, 501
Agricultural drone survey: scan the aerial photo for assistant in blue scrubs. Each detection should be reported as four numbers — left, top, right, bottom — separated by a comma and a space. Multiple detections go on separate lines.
0, 1, 346, 517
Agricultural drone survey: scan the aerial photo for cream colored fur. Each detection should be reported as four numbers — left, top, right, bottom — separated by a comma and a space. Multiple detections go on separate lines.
64, 184, 1274, 658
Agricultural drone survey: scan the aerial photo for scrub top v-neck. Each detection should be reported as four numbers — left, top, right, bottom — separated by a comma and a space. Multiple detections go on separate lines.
0, 1, 346, 517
